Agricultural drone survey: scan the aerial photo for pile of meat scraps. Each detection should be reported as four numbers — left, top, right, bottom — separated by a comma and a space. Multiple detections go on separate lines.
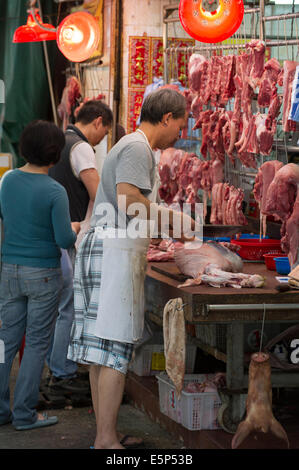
174, 241, 264, 288
184, 372, 226, 394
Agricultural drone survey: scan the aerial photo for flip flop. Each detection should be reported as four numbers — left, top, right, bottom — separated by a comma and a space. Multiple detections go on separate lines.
119, 434, 144, 449
14, 413, 58, 431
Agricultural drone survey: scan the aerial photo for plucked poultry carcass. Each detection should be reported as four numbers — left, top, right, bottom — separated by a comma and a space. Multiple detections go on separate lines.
174, 241, 264, 288
232, 352, 289, 449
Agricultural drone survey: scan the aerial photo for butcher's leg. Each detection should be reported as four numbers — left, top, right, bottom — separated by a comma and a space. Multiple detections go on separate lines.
93, 366, 126, 449
89, 364, 100, 416
231, 420, 253, 449
270, 417, 290, 448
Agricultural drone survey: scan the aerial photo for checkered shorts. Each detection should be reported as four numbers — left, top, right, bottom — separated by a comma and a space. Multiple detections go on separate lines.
67, 228, 133, 375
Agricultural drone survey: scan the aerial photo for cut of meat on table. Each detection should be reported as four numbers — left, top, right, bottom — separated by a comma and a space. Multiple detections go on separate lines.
174, 240, 243, 286
210, 183, 247, 226
232, 352, 289, 449
163, 298, 186, 397
174, 241, 264, 288
264, 163, 299, 267
253, 160, 283, 238
282, 61, 299, 132
146, 239, 183, 262
200, 265, 265, 289
175, 241, 244, 277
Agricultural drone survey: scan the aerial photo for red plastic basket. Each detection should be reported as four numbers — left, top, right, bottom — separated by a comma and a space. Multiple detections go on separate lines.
230, 239, 281, 260
263, 252, 285, 270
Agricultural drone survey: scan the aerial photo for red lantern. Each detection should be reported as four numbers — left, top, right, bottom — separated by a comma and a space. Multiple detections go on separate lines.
57, 12, 100, 63
179, 0, 244, 44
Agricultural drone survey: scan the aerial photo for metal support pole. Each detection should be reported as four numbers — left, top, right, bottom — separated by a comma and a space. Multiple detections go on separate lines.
163, 6, 168, 85
37, 0, 58, 125
259, 0, 265, 42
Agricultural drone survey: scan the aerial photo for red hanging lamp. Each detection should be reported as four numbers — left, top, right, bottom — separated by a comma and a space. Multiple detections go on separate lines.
56, 12, 100, 63
179, 0, 244, 44
13, 4, 100, 63
12, 9, 57, 43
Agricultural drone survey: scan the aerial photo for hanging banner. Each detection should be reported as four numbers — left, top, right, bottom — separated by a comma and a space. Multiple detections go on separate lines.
128, 37, 151, 87
127, 36, 194, 133
127, 89, 145, 133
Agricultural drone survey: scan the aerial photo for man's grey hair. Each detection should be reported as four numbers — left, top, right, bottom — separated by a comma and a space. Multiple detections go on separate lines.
140, 88, 186, 125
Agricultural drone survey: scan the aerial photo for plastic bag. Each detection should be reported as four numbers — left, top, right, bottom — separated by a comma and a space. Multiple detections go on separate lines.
288, 65, 299, 122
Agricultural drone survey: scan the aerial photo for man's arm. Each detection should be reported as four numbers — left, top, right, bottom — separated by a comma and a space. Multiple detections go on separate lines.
116, 183, 195, 242
80, 168, 100, 202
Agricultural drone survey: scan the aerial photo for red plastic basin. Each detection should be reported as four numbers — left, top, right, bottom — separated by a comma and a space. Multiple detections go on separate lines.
263, 252, 285, 270
230, 238, 281, 260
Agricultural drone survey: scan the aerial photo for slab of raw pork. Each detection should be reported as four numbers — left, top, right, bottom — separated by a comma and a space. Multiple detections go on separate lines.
258, 57, 282, 107
253, 160, 283, 238
264, 163, 299, 266
210, 183, 247, 226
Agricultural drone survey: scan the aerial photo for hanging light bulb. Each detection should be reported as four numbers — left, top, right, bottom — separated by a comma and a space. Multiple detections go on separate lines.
56, 12, 100, 63
179, 0, 244, 44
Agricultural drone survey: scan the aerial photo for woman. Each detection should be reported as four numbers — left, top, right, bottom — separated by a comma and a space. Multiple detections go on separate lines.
0, 120, 80, 430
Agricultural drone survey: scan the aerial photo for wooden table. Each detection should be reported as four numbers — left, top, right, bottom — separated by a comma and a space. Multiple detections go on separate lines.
145, 261, 299, 432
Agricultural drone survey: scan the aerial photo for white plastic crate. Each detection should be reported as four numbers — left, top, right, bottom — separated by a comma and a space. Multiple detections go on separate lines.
157, 373, 222, 430
129, 344, 197, 377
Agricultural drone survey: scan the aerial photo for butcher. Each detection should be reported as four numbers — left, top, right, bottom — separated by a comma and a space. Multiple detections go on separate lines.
67, 88, 196, 449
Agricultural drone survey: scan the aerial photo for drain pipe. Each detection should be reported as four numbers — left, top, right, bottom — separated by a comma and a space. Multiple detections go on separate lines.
111, 0, 122, 146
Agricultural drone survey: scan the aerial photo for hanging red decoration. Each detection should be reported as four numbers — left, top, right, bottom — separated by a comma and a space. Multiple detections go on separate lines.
179, 0, 244, 44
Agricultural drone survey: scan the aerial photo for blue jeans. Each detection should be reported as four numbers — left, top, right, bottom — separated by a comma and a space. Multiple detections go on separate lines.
0, 263, 62, 426
46, 249, 77, 379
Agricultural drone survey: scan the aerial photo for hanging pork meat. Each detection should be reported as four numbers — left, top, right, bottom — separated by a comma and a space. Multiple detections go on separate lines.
232, 352, 289, 449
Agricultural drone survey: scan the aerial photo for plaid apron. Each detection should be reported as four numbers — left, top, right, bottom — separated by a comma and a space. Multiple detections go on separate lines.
67, 227, 133, 374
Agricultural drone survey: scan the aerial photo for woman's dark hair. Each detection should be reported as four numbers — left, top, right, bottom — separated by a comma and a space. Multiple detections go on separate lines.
76, 100, 113, 127
140, 88, 186, 125
20, 120, 65, 166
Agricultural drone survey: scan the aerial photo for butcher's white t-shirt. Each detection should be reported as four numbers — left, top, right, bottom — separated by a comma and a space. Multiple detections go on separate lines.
70, 141, 97, 179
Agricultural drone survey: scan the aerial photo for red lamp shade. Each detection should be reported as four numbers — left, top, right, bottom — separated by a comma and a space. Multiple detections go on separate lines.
179, 0, 244, 44
56, 12, 100, 63
12, 10, 57, 43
